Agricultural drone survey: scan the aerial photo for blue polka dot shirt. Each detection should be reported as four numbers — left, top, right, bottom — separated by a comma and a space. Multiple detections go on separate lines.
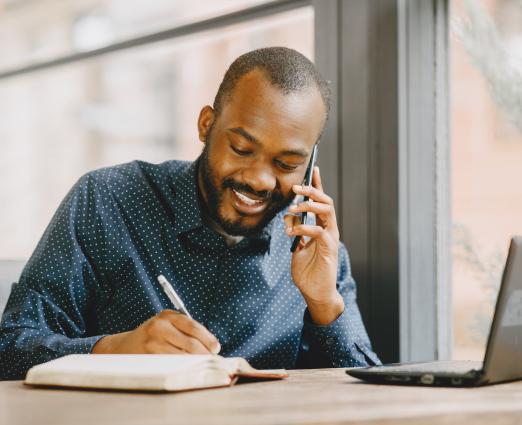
0, 160, 380, 380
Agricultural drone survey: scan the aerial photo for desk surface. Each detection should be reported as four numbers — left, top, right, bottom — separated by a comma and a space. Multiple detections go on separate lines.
2, 368, 522, 425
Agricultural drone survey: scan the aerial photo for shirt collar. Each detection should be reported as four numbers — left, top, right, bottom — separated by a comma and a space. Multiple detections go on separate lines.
171, 159, 276, 252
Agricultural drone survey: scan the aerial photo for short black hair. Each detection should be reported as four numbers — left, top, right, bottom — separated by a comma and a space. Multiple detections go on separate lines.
213, 47, 331, 122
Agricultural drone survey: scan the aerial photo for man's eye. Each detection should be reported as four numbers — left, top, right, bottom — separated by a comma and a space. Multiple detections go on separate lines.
231, 145, 251, 156
275, 160, 299, 171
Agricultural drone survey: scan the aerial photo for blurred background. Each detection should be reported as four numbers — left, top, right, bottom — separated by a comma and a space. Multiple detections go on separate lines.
0, 0, 520, 362
451, 0, 522, 360
0, 0, 313, 257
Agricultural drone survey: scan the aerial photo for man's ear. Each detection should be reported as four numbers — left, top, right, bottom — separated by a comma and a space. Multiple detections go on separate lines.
197, 105, 215, 144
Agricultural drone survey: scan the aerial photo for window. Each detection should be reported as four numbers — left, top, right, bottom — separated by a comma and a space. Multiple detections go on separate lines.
0, 0, 274, 72
0, 2, 313, 259
451, 0, 522, 360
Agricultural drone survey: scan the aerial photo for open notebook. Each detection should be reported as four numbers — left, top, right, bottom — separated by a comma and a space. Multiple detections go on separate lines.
24, 354, 288, 392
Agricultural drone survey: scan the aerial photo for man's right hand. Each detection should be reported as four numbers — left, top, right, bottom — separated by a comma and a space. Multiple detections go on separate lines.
91, 310, 221, 355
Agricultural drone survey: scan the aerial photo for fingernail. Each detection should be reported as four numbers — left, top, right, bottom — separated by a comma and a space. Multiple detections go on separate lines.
212, 342, 221, 354
285, 226, 293, 235
292, 184, 301, 192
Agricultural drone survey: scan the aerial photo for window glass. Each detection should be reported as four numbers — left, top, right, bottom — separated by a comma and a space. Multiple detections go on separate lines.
0, 0, 275, 72
0, 6, 314, 259
451, 0, 522, 360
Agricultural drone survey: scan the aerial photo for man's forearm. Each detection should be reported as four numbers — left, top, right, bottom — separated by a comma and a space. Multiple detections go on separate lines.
305, 292, 345, 325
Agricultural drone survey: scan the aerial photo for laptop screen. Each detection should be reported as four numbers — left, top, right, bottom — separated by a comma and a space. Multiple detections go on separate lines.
483, 236, 522, 383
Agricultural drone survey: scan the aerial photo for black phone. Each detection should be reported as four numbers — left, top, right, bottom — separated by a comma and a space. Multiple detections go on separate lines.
290, 144, 318, 252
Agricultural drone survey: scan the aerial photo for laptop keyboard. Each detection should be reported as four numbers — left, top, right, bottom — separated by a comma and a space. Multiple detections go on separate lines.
373, 360, 483, 374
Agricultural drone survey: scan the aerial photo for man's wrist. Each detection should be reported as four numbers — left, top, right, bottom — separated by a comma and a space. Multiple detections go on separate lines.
91, 333, 125, 354
305, 293, 345, 325
91, 335, 112, 354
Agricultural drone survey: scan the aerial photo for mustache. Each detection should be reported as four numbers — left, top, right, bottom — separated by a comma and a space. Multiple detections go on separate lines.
222, 178, 284, 203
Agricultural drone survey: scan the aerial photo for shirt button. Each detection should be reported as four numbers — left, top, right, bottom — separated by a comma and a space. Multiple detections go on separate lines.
326, 337, 336, 346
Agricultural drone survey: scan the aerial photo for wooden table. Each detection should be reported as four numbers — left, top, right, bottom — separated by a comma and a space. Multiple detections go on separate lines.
2, 368, 522, 425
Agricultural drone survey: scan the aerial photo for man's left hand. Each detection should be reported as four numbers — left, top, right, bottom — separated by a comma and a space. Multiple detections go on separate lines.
284, 166, 344, 325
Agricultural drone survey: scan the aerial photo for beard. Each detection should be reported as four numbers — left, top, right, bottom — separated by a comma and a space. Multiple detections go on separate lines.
198, 134, 295, 237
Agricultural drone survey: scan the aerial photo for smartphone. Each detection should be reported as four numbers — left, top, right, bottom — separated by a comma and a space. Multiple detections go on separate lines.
290, 144, 318, 252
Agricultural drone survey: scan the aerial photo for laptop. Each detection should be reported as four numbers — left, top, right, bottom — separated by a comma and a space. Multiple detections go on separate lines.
347, 236, 522, 387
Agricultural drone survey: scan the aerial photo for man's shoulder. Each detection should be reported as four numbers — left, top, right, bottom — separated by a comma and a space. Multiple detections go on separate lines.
86, 159, 189, 185
68, 160, 193, 213
79, 159, 191, 194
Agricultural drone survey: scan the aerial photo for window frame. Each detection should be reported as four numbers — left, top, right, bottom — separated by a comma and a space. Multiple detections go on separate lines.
315, 0, 451, 363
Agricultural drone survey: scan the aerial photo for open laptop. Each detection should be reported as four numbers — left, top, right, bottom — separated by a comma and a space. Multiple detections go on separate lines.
347, 236, 522, 387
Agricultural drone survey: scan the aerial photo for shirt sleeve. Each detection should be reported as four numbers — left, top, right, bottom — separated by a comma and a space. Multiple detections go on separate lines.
0, 175, 108, 380
295, 243, 381, 368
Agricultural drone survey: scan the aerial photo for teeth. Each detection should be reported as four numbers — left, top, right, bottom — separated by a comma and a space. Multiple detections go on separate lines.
233, 189, 264, 206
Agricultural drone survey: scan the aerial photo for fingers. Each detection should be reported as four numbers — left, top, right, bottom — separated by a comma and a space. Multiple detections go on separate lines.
161, 310, 221, 354
286, 224, 326, 240
292, 183, 333, 205
312, 166, 323, 191
144, 340, 187, 354
285, 223, 339, 253
165, 325, 211, 354
288, 200, 335, 218
283, 212, 301, 230
288, 168, 337, 231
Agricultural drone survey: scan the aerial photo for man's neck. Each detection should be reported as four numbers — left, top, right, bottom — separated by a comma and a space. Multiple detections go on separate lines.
202, 214, 244, 247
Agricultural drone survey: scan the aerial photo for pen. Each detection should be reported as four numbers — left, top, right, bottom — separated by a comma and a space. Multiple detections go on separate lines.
157, 274, 193, 319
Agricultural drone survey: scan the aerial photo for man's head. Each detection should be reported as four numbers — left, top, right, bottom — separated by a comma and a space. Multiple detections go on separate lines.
197, 47, 330, 237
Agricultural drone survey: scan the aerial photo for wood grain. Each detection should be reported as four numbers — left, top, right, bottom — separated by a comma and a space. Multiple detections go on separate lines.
2, 368, 522, 425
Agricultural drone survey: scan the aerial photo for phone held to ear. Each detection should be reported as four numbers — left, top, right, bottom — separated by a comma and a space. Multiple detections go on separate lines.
290, 144, 318, 253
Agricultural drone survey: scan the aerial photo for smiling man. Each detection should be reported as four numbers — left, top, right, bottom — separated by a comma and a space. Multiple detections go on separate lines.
0, 47, 379, 380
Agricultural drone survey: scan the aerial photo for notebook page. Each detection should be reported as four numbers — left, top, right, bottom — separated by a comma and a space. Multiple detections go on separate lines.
224, 357, 288, 379
25, 354, 230, 391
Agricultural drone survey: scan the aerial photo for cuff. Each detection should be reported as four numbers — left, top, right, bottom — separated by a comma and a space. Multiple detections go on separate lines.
303, 309, 354, 347
58, 335, 109, 355
302, 308, 380, 367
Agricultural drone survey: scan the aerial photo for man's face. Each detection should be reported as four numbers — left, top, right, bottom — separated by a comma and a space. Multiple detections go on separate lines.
197, 69, 326, 237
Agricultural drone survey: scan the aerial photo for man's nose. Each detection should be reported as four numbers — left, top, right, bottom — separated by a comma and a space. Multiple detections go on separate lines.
241, 164, 277, 195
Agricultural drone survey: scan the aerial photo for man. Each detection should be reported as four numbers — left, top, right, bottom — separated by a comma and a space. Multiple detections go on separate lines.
0, 47, 379, 380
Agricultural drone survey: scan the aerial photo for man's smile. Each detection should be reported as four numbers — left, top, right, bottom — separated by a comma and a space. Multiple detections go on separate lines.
229, 187, 269, 215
